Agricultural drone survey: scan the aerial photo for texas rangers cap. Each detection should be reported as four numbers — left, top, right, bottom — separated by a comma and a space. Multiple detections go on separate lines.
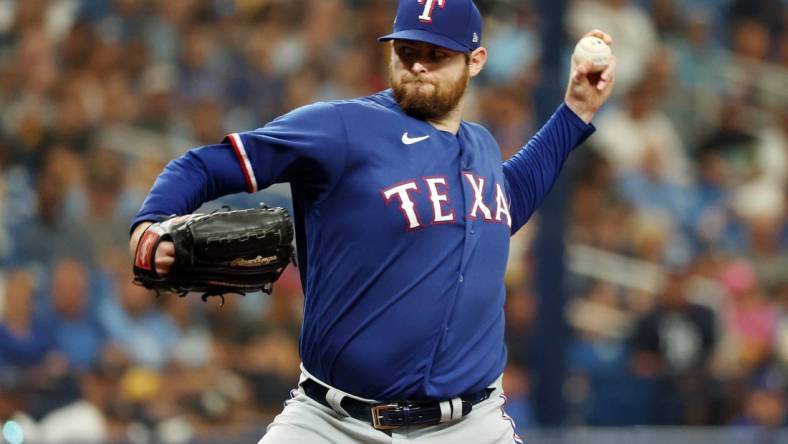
378, 0, 483, 53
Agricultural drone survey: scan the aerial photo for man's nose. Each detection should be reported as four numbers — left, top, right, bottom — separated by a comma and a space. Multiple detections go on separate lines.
409, 61, 428, 74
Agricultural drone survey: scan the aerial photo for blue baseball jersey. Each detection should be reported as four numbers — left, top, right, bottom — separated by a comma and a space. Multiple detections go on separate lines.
132, 90, 594, 400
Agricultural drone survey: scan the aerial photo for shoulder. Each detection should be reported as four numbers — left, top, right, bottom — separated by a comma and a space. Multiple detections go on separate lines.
274, 101, 339, 122
327, 89, 402, 115
462, 120, 495, 138
262, 101, 347, 140
274, 91, 400, 126
461, 121, 499, 149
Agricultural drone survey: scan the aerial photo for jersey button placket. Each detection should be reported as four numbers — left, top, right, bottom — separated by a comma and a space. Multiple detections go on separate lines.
456, 130, 472, 287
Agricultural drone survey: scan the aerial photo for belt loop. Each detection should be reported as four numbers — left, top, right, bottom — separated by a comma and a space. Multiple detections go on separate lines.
450, 397, 463, 421
326, 388, 350, 417
438, 400, 452, 423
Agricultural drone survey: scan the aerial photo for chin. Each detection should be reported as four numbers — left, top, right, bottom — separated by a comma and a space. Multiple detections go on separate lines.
405, 85, 438, 100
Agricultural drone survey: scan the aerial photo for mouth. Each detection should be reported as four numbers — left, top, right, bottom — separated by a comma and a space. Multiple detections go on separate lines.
402, 74, 433, 84
405, 79, 435, 89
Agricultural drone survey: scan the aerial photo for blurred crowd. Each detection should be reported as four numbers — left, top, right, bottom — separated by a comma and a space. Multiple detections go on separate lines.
0, 0, 785, 442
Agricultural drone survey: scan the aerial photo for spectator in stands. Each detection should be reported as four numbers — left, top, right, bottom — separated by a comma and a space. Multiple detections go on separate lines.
567, 281, 650, 425
719, 261, 778, 373
226, 26, 286, 126
235, 328, 300, 411
0, 266, 52, 369
617, 142, 694, 223
479, 85, 536, 159
83, 149, 129, 262
480, 3, 541, 86
735, 378, 787, 430
744, 204, 788, 292
13, 150, 93, 267
162, 295, 214, 370
630, 270, 718, 424
0, 171, 8, 260
688, 147, 739, 252
752, 109, 788, 191
177, 26, 225, 105
775, 284, 788, 368
98, 268, 179, 370
592, 51, 692, 187
666, 4, 729, 144
46, 257, 106, 371
2, 25, 58, 171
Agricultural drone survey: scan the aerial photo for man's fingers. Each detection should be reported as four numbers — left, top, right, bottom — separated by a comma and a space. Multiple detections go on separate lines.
157, 241, 175, 256
156, 256, 174, 275
155, 241, 176, 275
586, 29, 613, 46
601, 55, 617, 80
598, 56, 617, 90
156, 260, 174, 276
572, 60, 593, 83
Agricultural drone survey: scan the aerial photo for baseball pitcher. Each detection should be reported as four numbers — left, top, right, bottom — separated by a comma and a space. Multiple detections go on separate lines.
130, 0, 616, 442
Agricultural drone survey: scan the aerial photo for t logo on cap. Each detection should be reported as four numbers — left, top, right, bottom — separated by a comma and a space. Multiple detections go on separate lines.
378, 0, 483, 53
418, 0, 446, 23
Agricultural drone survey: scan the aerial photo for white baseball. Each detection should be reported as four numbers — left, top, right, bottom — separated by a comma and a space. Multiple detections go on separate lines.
572, 36, 611, 72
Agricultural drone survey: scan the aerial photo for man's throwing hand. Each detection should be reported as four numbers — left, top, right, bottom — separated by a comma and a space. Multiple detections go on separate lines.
565, 29, 617, 124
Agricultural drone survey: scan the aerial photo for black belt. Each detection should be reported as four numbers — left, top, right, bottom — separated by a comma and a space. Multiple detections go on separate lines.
301, 378, 493, 430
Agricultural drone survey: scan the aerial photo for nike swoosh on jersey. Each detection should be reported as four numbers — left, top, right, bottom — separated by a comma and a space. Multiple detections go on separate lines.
402, 133, 430, 145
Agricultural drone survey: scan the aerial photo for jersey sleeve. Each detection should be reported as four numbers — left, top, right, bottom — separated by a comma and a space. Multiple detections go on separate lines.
224, 101, 348, 193
131, 102, 347, 231
503, 103, 595, 233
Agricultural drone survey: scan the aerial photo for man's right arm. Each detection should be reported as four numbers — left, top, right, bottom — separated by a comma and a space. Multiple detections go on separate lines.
129, 101, 349, 273
131, 143, 250, 232
129, 143, 248, 272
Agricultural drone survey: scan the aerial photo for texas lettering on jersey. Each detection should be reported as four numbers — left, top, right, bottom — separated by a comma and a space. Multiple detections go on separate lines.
382, 173, 512, 229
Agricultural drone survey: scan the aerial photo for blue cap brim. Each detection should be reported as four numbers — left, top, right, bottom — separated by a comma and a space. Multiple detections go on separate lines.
378, 30, 469, 53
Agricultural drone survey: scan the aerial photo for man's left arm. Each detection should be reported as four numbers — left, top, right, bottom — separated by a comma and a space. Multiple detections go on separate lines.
504, 30, 616, 233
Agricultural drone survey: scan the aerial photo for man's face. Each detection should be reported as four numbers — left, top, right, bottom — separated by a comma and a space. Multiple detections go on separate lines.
389, 41, 470, 120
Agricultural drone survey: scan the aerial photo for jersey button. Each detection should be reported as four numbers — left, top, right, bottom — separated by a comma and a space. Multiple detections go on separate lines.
470, 229, 475, 235
459, 275, 464, 283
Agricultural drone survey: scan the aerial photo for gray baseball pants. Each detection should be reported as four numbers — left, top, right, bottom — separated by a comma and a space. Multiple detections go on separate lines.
259, 369, 523, 444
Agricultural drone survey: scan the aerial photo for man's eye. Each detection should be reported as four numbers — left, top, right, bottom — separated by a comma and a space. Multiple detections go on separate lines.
432, 51, 448, 60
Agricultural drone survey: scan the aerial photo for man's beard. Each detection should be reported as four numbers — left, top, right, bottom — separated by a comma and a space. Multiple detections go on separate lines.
390, 68, 469, 121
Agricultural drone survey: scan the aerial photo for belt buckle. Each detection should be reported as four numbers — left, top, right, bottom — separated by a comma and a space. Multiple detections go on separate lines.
371, 403, 401, 430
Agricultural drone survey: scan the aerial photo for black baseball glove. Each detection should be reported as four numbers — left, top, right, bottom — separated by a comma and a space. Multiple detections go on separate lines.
133, 206, 295, 304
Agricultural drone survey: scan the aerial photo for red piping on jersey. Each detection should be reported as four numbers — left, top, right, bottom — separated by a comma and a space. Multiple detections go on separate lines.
227, 133, 257, 193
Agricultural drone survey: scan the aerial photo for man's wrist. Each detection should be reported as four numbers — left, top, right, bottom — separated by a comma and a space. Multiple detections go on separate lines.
130, 222, 154, 256
563, 100, 595, 124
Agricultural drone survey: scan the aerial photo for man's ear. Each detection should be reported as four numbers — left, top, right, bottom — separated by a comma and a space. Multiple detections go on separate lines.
386, 41, 395, 65
468, 47, 487, 77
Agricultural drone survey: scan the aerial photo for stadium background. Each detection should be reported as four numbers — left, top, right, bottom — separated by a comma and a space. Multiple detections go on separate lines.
0, 0, 786, 443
